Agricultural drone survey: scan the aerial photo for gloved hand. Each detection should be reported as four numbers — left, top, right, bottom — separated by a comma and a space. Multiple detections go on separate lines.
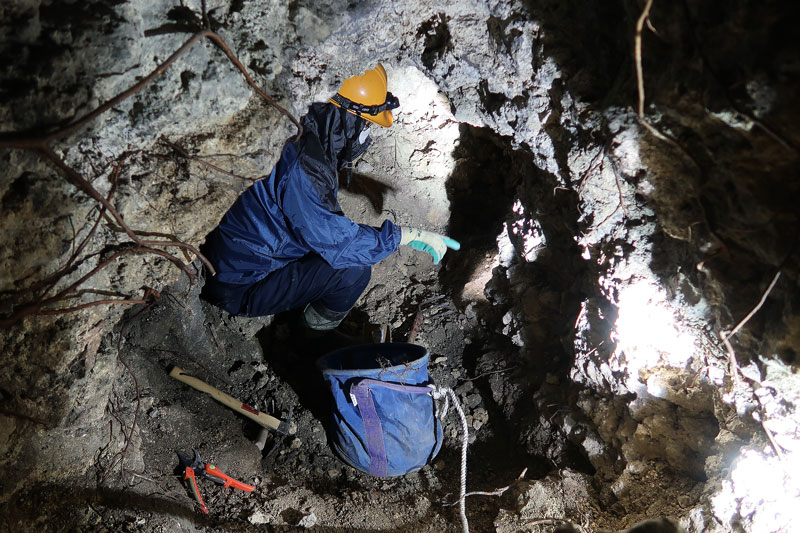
400, 227, 461, 265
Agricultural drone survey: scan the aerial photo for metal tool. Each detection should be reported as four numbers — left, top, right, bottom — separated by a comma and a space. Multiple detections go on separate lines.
177, 448, 254, 514
255, 404, 295, 463
371, 323, 391, 343
169, 366, 290, 435
408, 295, 448, 343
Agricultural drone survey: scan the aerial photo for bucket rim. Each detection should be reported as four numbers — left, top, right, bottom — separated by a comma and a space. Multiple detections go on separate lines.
315, 342, 429, 376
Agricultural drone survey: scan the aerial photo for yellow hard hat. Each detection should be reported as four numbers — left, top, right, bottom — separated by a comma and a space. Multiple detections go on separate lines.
329, 64, 399, 127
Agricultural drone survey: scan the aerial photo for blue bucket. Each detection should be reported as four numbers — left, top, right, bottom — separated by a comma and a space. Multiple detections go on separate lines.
316, 343, 443, 477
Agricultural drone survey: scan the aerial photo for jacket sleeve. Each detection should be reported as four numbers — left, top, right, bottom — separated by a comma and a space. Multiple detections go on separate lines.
280, 167, 401, 268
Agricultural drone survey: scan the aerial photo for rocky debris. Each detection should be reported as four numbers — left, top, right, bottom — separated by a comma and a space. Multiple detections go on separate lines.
494, 469, 594, 532
247, 509, 272, 525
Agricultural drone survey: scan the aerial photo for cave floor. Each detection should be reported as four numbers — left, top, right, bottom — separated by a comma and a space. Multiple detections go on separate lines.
5, 245, 699, 532
18, 272, 543, 532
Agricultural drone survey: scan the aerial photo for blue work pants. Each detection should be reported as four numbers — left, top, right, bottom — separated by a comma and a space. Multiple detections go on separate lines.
202, 254, 371, 321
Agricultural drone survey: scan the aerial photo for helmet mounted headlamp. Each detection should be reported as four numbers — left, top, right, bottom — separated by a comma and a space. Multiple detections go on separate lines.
330, 92, 400, 117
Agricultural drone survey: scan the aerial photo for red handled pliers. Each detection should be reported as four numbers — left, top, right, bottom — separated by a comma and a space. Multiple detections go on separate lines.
177, 448, 254, 514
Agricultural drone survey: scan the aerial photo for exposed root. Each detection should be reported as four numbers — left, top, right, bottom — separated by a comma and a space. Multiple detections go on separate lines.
719, 270, 785, 460
0, 244, 164, 327
633, 0, 708, 174
0, 14, 301, 327
376, 357, 414, 383
159, 136, 260, 182
443, 468, 528, 504
723, 271, 782, 340
96, 303, 155, 486
457, 366, 517, 383
635, 0, 655, 121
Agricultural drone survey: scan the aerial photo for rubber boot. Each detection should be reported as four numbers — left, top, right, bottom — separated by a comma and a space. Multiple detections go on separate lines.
296, 304, 390, 356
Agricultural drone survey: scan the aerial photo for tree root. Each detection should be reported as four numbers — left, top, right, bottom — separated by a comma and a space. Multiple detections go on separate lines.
0, 9, 301, 327
720, 270, 785, 460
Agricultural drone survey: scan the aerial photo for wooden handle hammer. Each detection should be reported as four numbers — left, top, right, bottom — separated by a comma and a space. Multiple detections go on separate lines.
169, 366, 289, 435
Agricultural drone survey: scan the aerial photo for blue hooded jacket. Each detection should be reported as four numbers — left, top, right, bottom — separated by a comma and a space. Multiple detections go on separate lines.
203, 103, 401, 285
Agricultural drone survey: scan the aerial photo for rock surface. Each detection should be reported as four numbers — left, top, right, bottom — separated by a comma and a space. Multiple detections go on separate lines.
1, 0, 798, 532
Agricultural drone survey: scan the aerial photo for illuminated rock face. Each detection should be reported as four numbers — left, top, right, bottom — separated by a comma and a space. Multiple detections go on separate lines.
448, 2, 800, 531
1, 1, 798, 531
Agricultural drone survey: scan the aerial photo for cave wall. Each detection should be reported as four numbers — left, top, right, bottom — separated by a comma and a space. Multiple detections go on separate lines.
0, 0, 302, 502
452, 1, 800, 530
1, 0, 798, 531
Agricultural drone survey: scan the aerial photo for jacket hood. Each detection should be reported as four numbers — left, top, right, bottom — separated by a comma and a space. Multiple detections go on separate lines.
301, 102, 369, 171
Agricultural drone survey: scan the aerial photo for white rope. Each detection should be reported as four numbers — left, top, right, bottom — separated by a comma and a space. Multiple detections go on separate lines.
436, 389, 450, 420
432, 386, 470, 533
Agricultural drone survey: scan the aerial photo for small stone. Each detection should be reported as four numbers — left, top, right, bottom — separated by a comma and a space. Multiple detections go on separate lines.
290, 438, 302, 449
434, 356, 447, 364
465, 303, 477, 320
473, 419, 484, 430
248, 510, 272, 525
466, 394, 481, 408
297, 512, 317, 528
434, 459, 445, 470
456, 381, 473, 395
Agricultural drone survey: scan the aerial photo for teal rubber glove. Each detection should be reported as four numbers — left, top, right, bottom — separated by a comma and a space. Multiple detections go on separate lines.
400, 227, 461, 264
